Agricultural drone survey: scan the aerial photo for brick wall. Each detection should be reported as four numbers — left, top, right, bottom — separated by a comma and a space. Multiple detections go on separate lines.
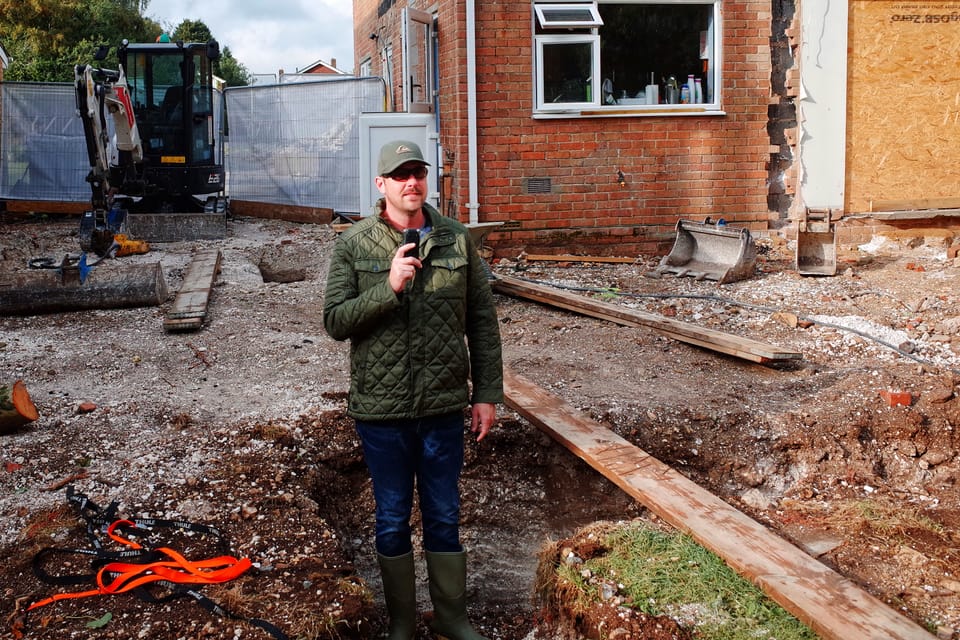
478, 1, 774, 257
354, 0, 777, 257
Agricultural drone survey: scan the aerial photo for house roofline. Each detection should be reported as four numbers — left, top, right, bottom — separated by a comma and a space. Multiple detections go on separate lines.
296, 58, 348, 75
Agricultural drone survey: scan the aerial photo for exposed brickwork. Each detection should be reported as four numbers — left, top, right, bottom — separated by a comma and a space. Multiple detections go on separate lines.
768, 0, 798, 220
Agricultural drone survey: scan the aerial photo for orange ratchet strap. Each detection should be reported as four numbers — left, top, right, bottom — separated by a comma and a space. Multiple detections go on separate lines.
25, 487, 287, 640
28, 519, 252, 609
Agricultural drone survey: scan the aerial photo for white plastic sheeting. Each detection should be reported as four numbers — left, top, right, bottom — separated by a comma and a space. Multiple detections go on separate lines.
224, 77, 384, 214
0, 83, 88, 202
0, 82, 225, 203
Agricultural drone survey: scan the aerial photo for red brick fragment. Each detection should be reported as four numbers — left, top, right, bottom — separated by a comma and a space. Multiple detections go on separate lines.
77, 402, 97, 414
879, 390, 912, 407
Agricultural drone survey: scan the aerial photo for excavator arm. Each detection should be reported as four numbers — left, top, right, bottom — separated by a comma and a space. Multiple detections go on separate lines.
74, 63, 145, 255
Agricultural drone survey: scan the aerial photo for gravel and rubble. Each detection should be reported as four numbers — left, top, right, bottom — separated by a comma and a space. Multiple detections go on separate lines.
2, 214, 959, 639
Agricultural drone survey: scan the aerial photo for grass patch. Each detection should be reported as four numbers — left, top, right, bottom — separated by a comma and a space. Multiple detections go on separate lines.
544, 519, 816, 640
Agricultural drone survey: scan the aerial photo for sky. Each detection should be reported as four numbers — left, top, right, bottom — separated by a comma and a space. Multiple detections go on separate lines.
143, 0, 355, 80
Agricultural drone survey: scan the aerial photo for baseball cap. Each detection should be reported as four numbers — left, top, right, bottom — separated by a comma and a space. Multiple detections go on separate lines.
377, 140, 430, 176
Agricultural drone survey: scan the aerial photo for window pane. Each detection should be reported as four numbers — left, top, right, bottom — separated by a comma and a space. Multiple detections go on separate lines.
598, 3, 714, 104
536, 2, 604, 28
542, 41, 595, 104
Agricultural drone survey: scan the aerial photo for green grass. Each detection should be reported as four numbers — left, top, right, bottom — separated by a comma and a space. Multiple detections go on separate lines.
555, 520, 817, 640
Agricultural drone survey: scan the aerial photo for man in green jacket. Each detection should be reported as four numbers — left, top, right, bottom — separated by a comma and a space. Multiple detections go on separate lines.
323, 140, 503, 640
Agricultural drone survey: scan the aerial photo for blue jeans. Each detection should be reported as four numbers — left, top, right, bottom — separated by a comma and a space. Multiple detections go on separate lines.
356, 412, 465, 557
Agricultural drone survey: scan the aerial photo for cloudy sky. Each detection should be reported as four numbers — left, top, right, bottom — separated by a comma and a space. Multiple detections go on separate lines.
144, 0, 355, 79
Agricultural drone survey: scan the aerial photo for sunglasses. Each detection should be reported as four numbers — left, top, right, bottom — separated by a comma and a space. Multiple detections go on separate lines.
386, 166, 428, 181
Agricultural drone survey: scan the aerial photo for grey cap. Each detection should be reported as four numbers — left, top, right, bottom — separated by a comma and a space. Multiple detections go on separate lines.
377, 140, 430, 176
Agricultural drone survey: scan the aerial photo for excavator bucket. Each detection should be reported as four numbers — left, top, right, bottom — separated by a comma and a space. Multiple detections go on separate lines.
795, 210, 837, 276
653, 219, 757, 284
796, 229, 837, 276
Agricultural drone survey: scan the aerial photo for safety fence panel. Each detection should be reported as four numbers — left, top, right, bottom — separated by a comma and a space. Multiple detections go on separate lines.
0, 83, 88, 202
224, 77, 384, 214
0, 83, 225, 204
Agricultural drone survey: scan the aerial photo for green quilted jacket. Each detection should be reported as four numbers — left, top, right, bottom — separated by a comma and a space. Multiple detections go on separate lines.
322, 204, 504, 421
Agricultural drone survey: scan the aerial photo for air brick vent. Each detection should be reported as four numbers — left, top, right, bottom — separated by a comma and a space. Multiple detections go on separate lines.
524, 177, 553, 194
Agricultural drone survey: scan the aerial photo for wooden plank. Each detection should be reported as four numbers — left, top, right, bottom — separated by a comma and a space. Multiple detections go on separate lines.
163, 250, 221, 332
230, 200, 334, 225
493, 275, 801, 363
2, 200, 86, 214
869, 197, 960, 213
524, 254, 638, 264
503, 369, 935, 640
867, 209, 960, 221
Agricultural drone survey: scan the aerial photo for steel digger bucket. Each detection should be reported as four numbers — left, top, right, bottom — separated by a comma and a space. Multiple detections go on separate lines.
795, 210, 837, 276
653, 219, 757, 284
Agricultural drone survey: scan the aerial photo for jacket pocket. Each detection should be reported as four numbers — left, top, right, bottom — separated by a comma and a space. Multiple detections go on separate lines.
424, 255, 468, 294
354, 258, 392, 291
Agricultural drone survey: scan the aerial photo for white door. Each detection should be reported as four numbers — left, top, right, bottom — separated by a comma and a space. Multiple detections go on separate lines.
358, 112, 439, 216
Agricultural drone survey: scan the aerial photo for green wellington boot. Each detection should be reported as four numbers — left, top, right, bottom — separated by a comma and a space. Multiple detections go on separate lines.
424, 550, 488, 640
377, 551, 417, 640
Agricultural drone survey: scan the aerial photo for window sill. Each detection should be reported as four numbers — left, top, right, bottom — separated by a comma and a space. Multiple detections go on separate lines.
532, 105, 726, 119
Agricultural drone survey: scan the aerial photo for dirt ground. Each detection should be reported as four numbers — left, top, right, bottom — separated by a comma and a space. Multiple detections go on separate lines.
1, 213, 959, 640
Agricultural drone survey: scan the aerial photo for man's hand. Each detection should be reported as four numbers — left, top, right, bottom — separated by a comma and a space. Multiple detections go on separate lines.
470, 403, 497, 442
389, 243, 422, 293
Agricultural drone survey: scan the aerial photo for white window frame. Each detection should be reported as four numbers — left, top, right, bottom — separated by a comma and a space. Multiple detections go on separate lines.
535, 2, 604, 28
535, 34, 602, 111
533, 0, 723, 118
359, 57, 373, 78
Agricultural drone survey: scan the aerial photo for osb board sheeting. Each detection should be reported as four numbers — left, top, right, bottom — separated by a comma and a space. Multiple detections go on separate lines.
846, 1, 960, 213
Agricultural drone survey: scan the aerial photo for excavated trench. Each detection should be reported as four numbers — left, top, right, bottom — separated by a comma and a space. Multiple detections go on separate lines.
307, 414, 646, 637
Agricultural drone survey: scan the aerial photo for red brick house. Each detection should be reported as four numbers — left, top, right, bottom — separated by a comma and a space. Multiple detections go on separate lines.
296, 58, 349, 76
353, 0, 775, 256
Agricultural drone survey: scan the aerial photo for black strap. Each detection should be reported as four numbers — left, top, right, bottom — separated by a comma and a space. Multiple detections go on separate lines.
29, 486, 289, 640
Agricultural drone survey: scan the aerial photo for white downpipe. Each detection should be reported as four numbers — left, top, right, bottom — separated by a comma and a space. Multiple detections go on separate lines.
466, 0, 479, 225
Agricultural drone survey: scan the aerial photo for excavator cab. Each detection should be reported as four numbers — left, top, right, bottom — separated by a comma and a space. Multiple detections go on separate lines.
117, 38, 224, 212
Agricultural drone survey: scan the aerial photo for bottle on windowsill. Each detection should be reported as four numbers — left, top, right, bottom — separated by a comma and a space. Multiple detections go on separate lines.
666, 76, 679, 104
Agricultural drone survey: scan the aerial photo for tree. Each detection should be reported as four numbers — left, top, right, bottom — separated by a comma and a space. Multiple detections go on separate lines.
0, 2, 249, 85
0, 0, 160, 81
172, 19, 250, 86
215, 47, 251, 87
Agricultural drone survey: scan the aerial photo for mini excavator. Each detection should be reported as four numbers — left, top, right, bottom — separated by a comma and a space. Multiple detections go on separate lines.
74, 36, 227, 257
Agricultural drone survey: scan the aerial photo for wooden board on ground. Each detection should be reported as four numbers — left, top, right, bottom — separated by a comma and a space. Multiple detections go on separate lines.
163, 250, 222, 332
492, 275, 801, 363
3, 200, 87, 215
870, 197, 960, 213
230, 200, 334, 225
523, 254, 637, 264
503, 369, 935, 640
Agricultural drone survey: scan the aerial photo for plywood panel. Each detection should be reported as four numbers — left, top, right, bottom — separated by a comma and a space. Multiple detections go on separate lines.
846, 1, 960, 212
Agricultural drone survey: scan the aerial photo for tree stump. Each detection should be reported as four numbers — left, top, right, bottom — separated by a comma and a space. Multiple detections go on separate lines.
0, 380, 39, 433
